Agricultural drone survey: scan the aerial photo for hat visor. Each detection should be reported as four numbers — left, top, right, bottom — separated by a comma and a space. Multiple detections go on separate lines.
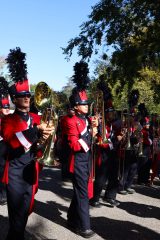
1, 104, 10, 109
75, 100, 90, 105
105, 108, 115, 112
15, 91, 31, 98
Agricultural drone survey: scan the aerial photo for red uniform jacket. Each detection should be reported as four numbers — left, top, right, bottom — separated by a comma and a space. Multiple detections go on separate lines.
65, 115, 91, 172
65, 114, 93, 198
142, 128, 152, 146
1, 111, 41, 213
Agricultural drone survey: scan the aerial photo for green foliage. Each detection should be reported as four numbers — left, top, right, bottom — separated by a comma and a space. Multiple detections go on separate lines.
53, 91, 68, 113
0, 56, 6, 70
63, 1, 160, 87
61, 78, 74, 99
0, 56, 7, 76
138, 67, 160, 104
63, 1, 160, 113
30, 84, 37, 93
88, 64, 160, 114
87, 77, 100, 103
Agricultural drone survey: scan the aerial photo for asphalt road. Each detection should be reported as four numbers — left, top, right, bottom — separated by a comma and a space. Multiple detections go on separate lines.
0, 167, 160, 240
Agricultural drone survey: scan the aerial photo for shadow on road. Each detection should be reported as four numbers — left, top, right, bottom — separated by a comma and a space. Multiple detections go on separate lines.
1, 213, 160, 240
134, 184, 160, 199
24, 168, 160, 240
38, 168, 73, 201
0, 214, 54, 240
92, 216, 160, 240
34, 199, 67, 228
118, 201, 160, 220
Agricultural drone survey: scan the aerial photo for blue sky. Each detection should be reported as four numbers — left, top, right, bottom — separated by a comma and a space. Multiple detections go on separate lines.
0, 0, 98, 91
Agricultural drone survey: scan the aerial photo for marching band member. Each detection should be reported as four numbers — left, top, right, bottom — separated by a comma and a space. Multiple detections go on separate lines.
118, 115, 139, 194
90, 77, 120, 207
65, 61, 95, 238
0, 77, 10, 205
1, 48, 54, 240
150, 114, 160, 184
137, 116, 153, 185
118, 90, 139, 195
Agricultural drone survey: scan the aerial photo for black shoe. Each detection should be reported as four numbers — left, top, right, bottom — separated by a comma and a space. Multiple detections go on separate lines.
78, 229, 95, 238
137, 182, 145, 186
89, 200, 101, 208
126, 188, 135, 194
62, 177, 72, 182
118, 190, 128, 195
103, 198, 120, 207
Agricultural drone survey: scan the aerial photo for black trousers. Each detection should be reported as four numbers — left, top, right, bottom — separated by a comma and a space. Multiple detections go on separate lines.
0, 182, 6, 200
119, 149, 138, 190
137, 146, 152, 183
6, 159, 34, 240
67, 158, 90, 230
0, 141, 7, 200
59, 147, 71, 180
93, 149, 119, 201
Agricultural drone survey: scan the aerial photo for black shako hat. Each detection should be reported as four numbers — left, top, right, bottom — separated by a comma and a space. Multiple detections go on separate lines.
69, 88, 89, 107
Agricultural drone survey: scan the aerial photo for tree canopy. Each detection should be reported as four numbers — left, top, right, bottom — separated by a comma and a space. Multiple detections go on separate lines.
63, 0, 160, 61
63, 1, 160, 78
63, 0, 160, 112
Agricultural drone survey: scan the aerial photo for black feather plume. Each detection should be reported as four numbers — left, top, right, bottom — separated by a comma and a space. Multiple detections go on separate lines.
0, 76, 9, 97
128, 89, 139, 108
97, 75, 112, 101
6, 47, 28, 83
71, 61, 90, 90
138, 103, 148, 116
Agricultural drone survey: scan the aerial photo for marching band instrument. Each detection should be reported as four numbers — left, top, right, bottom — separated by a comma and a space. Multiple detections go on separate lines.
138, 131, 144, 157
126, 113, 132, 150
34, 82, 58, 166
119, 110, 132, 150
102, 100, 107, 143
89, 101, 99, 181
133, 121, 145, 157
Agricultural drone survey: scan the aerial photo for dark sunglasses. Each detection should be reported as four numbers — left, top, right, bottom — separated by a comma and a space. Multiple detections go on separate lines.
16, 94, 31, 99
